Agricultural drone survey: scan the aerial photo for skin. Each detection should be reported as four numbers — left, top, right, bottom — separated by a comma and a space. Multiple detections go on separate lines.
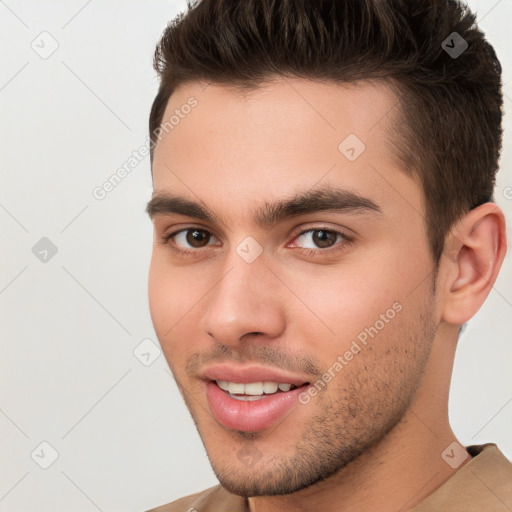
147, 78, 507, 512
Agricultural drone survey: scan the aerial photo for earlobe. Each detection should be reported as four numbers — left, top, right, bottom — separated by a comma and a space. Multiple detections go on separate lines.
441, 203, 507, 325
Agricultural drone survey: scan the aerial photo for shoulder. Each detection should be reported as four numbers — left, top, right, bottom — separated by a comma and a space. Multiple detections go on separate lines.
412, 444, 512, 511
144, 485, 217, 512
144, 484, 246, 512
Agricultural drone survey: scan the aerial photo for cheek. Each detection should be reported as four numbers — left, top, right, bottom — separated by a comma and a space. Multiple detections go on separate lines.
148, 255, 191, 350
148, 256, 171, 336
285, 241, 429, 360
148, 253, 202, 330
284, 262, 402, 345
310, 293, 431, 415
148, 254, 216, 370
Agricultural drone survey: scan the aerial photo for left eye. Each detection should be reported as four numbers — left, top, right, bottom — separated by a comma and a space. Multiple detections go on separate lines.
292, 229, 346, 250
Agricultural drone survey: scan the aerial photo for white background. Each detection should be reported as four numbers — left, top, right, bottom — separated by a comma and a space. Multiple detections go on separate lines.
1, 1, 511, 511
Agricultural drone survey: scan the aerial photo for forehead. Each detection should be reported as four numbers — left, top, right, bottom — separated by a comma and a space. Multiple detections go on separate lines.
151, 77, 423, 225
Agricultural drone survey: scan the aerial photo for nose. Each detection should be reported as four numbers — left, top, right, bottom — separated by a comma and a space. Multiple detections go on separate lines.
201, 252, 286, 347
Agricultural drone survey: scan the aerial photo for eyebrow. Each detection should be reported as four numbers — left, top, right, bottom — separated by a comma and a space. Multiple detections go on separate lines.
145, 185, 383, 228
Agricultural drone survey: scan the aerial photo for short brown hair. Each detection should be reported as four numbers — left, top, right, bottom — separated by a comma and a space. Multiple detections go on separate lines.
149, 0, 503, 265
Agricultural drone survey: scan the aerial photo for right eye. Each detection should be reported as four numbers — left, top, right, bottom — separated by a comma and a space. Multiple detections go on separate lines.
161, 228, 221, 253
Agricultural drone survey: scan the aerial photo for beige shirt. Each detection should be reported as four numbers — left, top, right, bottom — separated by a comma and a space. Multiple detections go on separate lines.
146, 444, 512, 511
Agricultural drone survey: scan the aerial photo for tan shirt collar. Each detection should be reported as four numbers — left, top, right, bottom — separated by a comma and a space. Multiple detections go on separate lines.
148, 444, 512, 512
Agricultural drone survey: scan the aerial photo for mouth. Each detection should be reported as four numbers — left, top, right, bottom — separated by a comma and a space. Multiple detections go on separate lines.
201, 365, 312, 432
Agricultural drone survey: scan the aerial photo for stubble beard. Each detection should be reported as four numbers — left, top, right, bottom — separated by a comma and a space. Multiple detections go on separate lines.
183, 298, 437, 498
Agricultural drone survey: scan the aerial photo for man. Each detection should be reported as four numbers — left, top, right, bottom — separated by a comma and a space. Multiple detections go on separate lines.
144, 0, 511, 510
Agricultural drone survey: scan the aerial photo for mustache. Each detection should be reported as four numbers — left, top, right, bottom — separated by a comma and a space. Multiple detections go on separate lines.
186, 343, 323, 379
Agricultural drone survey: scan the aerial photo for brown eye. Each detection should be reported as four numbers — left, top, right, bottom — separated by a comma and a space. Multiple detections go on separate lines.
294, 229, 344, 250
185, 229, 211, 248
164, 228, 219, 251
311, 230, 338, 248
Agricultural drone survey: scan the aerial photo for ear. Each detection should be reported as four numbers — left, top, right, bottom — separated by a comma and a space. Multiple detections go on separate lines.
440, 202, 507, 325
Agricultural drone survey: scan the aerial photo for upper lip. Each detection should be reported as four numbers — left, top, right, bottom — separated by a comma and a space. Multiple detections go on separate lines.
201, 364, 311, 386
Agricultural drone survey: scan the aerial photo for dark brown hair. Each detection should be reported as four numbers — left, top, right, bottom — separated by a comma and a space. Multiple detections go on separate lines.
149, 0, 503, 265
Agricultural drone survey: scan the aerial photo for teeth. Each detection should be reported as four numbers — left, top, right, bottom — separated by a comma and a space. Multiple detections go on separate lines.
217, 380, 230, 392
230, 394, 265, 401
262, 382, 279, 394
216, 380, 297, 396
244, 382, 264, 395
228, 382, 245, 394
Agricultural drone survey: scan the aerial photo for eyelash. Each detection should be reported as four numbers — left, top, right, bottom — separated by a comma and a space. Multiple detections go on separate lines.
159, 226, 353, 257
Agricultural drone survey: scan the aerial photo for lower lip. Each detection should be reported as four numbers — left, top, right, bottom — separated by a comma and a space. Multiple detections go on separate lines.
205, 381, 308, 432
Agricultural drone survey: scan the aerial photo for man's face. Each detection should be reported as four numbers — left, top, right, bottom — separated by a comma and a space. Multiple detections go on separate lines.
148, 78, 439, 496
